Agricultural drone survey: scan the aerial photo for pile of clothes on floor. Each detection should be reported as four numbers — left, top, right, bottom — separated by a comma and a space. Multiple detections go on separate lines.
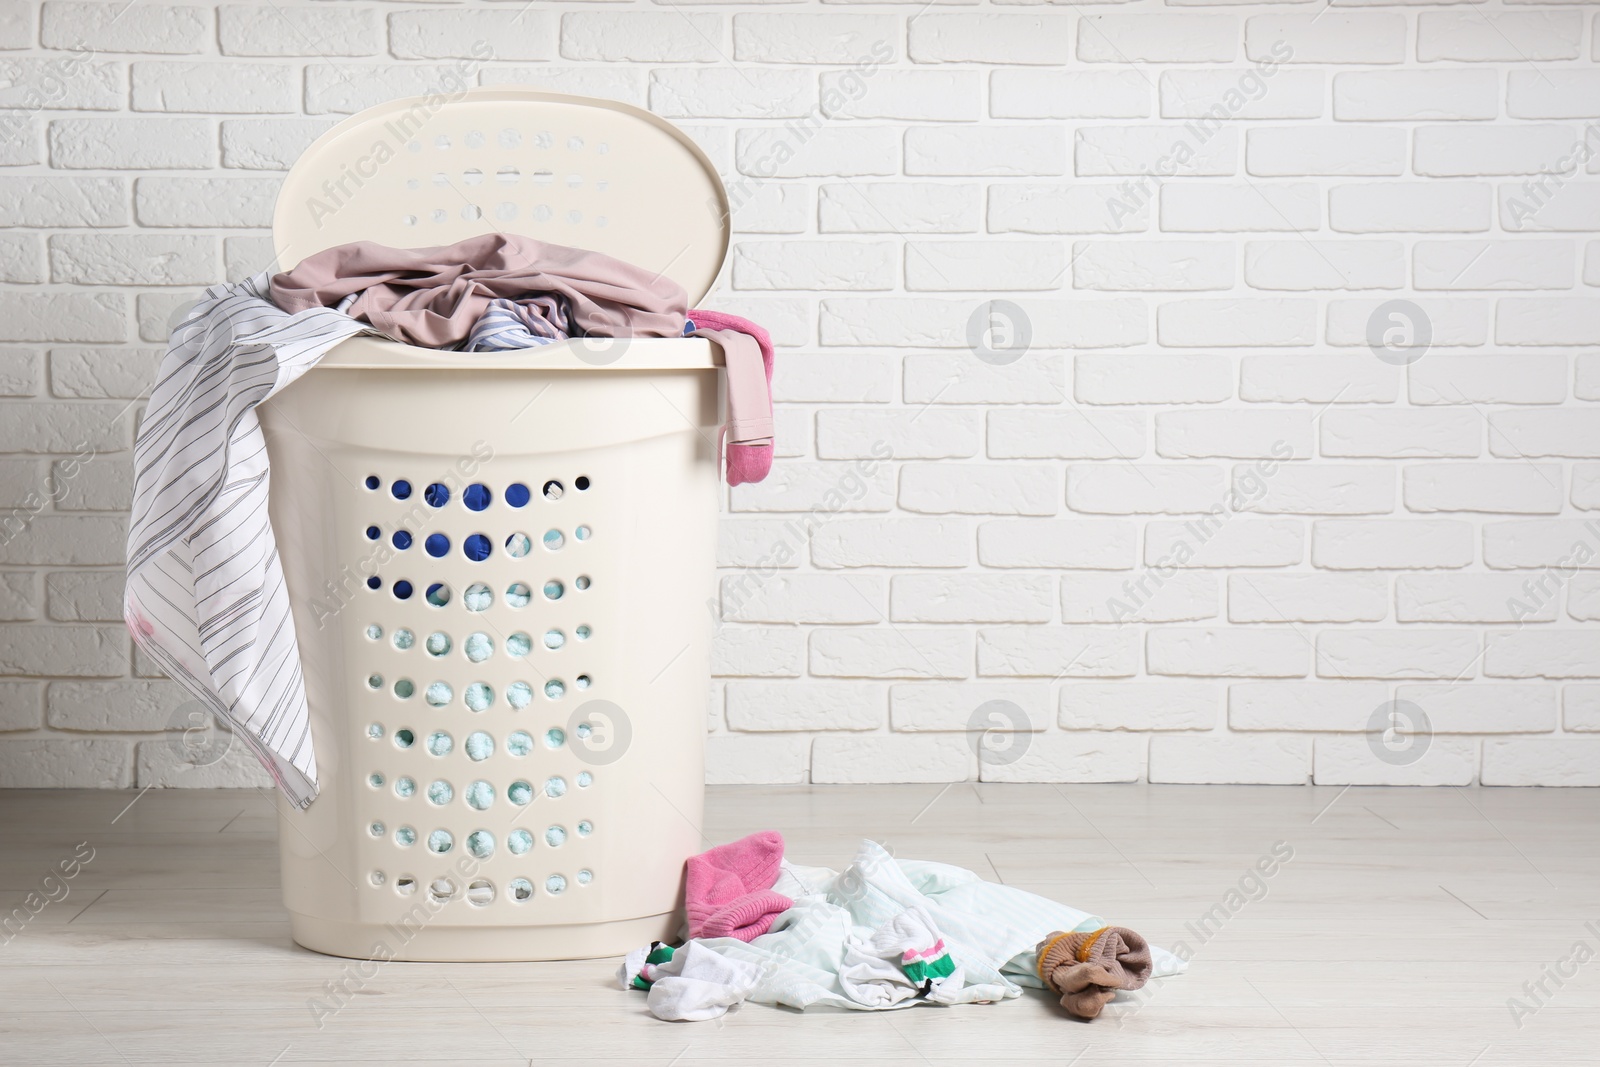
619, 832, 1185, 1022
124, 234, 773, 808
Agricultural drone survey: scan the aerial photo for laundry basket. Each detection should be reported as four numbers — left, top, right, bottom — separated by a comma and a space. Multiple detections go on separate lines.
257, 89, 728, 962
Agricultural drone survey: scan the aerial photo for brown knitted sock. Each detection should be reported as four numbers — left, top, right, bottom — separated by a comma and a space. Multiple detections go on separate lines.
1035, 926, 1154, 1020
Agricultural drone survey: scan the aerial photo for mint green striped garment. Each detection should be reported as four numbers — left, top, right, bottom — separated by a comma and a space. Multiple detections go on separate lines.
695, 839, 1186, 1013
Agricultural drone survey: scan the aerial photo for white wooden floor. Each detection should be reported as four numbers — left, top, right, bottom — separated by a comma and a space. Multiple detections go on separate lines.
1, 783, 1595, 1065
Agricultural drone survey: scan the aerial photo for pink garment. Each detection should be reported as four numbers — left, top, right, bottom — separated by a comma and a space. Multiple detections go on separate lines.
684, 831, 793, 942
688, 310, 774, 487
269, 233, 686, 347
269, 234, 775, 486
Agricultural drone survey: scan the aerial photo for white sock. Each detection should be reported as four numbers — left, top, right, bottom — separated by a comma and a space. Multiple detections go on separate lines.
645, 941, 763, 1022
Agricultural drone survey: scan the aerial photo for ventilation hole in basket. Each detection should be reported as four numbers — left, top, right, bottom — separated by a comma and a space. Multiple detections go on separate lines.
365, 624, 382, 641
546, 874, 567, 895
466, 878, 494, 907
506, 632, 532, 659
431, 208, 447, 223
395, 826, 416, 847
368, 772, 383, 788
426, 582, 451, 607
464, 534, 492, 562
428, 830, 453, 854
507, 681, 533, 710
391, 480, 412, 500
575, 475, 591, 491
365, 525, 380, 541
402, 214, 417, 227
369, 870, 385, 887
393, 678, 414, 699
576, 674, 592, 690
532, 203, 552, 222
391, 530, 413, 551
532, 167, 553, 183
460, 482, 489, 511
578, 869, 593, 886
507, 730, 532, 756
369, 820, 385, 837
545, 825, 566, 848
464, 632, 493, 663
394, 728, 415, 749
394, 776, 415, 798
393, 580, 414, 601
596, 142, 609, 155
495, 202, 518, 222
505, 482, 531, 507
541, 479, 563, 501
498, 128, 521, 150
566, 174, 582, 189
541, 580, 563, 601
508, 780, 532, 806
505, 532, 532, 558
567, 210, 582, 224
575, 575, 591, 591
544, 727, 565, 749
506, 582, 531, 608
460, 204, 482, 221
434, 134, 450, 150
575, 625, 591, 641
575, 525, 592, 541
425, 631, 451, 657
425, 681, 453, 708
463, 583, 493, 611
544, 629, 565, 650
465, 682, 494, 712
508, 829, 533, 855
393, 628, 415, 650
509, 877, 533, 902
576, 722, 592, 741
425, 533, 450, 558
367, 576, 382, 591
543, 529, 564, 550
465, 730, 493, 761
597, 181, 609, 193
465, 779, 493, 810
428, 878, 455, 905
595, 216, 608, 228
367, 673, 383, 690
365, 475, 380, 490
496, 165, 520, 183
367, 722, 384, 740
425, 730, 452, 757
466, 831, 495, 860
577, 819, 593, 837
397, 874, 417, 896
544, 776, 567, 799
424, 482, 450, 508
577, 771, 593, 788
463, 167, 484, 185
427, 780, 453, 805
544, 679, 565, 700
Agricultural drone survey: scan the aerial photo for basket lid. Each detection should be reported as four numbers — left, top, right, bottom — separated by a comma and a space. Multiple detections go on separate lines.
272, 88, 729, 305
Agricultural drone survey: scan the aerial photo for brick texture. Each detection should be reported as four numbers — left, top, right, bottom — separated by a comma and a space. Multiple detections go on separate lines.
0, 1, 1595, 789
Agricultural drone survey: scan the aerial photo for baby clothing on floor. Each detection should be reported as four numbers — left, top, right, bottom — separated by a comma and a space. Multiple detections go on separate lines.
838, 906, 965, 1007
619, 941, 677, 990
635, 839, 1185, 1018
637, 941, 764, 1022
684, 831, 793, 942
1035, 926, 1154, 1020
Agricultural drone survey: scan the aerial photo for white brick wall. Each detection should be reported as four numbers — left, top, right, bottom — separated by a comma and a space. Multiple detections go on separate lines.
2, 0, 1597, 790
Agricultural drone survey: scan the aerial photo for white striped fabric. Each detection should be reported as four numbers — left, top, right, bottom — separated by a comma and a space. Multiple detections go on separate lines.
125, 274, 366, 808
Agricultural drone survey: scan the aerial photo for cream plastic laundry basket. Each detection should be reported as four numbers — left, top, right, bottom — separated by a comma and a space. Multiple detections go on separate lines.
257, 89, 728, 961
